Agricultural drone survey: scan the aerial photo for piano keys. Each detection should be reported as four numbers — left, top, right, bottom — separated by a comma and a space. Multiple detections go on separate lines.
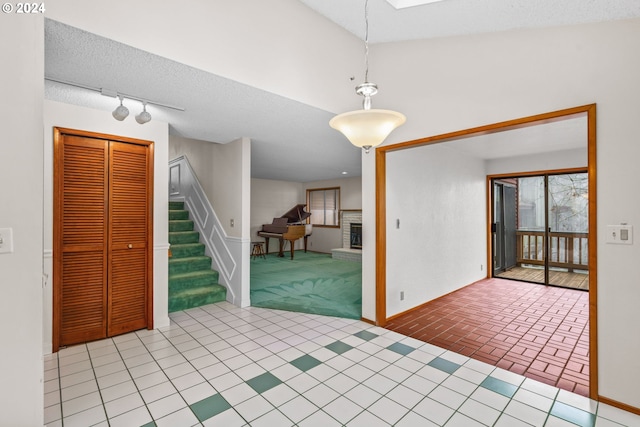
258, 204, 312, 259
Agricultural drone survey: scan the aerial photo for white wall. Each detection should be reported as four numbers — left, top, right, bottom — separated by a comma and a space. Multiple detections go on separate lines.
386, 144, 487, 317
486, 148, 587, 175
0, 15, 44, 427
169, 136, 248, 238
303, 176, 362, 254
43, 100, 171, 355
363, 19, 640, 408
251, 178, 304, 253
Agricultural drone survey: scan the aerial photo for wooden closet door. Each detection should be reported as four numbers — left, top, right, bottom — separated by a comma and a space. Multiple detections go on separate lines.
107, 141, 150, 336
57, 135, 109, 346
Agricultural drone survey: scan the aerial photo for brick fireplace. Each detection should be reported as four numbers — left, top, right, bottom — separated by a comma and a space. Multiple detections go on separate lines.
332, 210, 362, 262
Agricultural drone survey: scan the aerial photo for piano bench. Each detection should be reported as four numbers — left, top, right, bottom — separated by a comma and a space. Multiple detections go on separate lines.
251, 241, 266, 260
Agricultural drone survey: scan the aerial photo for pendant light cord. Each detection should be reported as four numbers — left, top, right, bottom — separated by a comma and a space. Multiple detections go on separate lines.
364, 0, 370, 83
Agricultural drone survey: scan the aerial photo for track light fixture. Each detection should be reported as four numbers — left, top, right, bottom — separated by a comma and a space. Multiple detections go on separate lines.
112, 96, 129, 121
135, 102, 152, 124
44, 77, 186, 124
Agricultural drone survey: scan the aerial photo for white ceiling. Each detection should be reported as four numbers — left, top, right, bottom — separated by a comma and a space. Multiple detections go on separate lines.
44, 1, 640, 182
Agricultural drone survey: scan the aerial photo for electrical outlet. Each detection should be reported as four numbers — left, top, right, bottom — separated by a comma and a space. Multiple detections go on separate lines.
0, 228, 14, 254
400, 291, 405, 301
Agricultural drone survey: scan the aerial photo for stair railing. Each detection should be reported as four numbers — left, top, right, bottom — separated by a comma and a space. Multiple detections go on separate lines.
169, 155, 240, 304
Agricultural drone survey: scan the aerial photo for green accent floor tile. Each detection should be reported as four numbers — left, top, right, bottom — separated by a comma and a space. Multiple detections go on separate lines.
480, 376, 518, 398
140, 422, 156, 427
387, 342, 415, 356
353, 330, 378, 341
326, 340, 354, 355
550, 401, 596, 427
290, 354, 323, 372
246, 372, 283, 393
428, 357, 460, 374
190, 393, 231, 422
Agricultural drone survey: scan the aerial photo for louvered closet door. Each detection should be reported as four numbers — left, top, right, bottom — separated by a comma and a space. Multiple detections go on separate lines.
107, 141, 150, 336
59, 136, 109, 346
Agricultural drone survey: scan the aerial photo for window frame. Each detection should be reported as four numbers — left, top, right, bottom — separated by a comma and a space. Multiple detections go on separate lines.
306, 187, 340, 228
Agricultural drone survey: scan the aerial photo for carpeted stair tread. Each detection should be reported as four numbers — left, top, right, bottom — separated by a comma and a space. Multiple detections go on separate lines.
168, 200, 226, 312
169, 220, 195, 232
170, 243, 206, 258
169, 256, 212, 275
169, 210, 190, 220
169, 270, 220, 291
168, 284, 226, 312
169, 231, 200, 244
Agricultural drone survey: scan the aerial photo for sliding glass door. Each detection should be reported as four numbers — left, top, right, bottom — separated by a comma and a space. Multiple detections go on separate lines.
492, 172, 589, 290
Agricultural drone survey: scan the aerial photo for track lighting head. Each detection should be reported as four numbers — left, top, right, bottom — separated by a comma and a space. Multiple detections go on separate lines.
112, 96, 129, 121
135, 103, 152, 124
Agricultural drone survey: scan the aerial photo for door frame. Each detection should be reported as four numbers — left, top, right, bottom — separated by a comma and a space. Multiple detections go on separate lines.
53, 127, 155, 352
492, 180, 518, 276
375, 104, 597, 398
489, 169, 589, 286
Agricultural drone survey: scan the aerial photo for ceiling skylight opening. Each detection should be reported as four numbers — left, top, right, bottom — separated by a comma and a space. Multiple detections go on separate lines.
385, 0, 447, 10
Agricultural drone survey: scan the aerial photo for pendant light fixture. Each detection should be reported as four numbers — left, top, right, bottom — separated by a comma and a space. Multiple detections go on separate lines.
330, 0, 406, 153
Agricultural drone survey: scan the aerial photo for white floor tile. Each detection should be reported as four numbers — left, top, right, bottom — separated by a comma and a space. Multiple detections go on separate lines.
107, 406, 152, 427
61, 391, 103, 417
251, 408, 295, 427
61, 379, 98, 402
278, 395, 319, 423
45, 304, 640, 427
60, 405, 107, 427
367, 396, 410, 425
303, 383, 340, 407
140, 380, 177, 404
154, 406, 199, 427
503, 399, 549, 426
104, 392, 145, 419
323, 395, 364, 424
147, 392, 188, 420
179, 381, 216, 405
100, 380, 138, 403
297, 409, 342, 427
233, 394, 275, 422
348, 409, 392, 427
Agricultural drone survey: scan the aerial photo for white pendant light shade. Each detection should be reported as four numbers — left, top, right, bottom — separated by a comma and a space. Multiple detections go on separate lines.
330, 109, 406, 152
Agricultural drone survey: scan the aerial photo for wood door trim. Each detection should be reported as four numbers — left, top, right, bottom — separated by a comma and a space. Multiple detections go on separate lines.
53, 127, 154, 353
374, 104, 598, 399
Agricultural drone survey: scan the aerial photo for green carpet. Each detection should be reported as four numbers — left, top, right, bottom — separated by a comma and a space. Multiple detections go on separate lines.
250, 251, 362, 319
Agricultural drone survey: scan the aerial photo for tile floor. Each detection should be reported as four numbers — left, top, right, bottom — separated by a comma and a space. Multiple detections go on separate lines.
43, 302, 639, 426
386, 278, 590, 396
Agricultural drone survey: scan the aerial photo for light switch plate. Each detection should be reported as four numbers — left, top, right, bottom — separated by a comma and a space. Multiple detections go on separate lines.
0, 228, 14, 254
606, 225, 633, 245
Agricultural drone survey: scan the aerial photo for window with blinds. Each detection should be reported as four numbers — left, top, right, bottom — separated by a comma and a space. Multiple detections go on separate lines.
306, 187, 340, 227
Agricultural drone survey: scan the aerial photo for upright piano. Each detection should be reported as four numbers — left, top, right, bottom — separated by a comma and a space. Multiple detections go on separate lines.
258, 204, 312, 259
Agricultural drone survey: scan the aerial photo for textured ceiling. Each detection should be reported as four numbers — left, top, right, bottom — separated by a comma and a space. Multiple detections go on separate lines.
44, 2, 640, 182
44, 20, 361, 183
300, 0, 640, 43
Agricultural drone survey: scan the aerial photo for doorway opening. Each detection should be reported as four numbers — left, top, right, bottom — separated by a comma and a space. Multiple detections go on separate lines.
492, 171, 589, 290
376, 104, 597, 399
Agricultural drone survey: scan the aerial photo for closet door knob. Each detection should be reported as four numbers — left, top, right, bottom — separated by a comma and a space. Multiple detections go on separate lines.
128, 244, 133, 249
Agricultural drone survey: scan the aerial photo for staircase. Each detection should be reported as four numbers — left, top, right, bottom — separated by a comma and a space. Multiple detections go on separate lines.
168, 201, 226, 312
